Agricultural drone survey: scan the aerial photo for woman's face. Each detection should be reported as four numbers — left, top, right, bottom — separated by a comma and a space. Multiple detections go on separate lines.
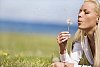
78, 2, 98, 31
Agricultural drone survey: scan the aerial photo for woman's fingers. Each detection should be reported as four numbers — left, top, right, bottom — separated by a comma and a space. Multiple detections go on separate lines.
57, 31, 71, 44
60, 31, 69, 34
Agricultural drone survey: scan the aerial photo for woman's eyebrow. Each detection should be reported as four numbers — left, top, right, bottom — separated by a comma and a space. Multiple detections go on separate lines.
83, 9, 90, 12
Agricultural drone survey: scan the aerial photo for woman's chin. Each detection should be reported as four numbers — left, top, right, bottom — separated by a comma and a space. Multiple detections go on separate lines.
78, 26, 85, 30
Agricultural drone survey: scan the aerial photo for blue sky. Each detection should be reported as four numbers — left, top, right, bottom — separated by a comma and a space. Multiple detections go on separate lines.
0, 0, 83, 24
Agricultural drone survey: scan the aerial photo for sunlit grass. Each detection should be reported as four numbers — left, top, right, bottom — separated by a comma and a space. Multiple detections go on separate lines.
0, 51, 51, 67
0, 32, 73, 67
0, 32, 59, 57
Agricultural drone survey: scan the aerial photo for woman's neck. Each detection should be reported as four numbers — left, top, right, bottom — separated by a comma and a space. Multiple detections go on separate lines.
85, 26, 96, 41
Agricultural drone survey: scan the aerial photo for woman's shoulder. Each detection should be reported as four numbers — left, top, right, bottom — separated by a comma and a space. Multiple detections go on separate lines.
72, 41, 82, 51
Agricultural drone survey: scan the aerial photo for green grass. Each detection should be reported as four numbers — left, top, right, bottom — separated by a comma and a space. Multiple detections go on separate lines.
0, 54, 51, 67
0, 32, 60, 67
0, 32, 73, 67
0, 32, 59, 56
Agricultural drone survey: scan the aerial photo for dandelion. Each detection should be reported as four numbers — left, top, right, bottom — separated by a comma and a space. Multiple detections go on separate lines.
66, 17, 73, 32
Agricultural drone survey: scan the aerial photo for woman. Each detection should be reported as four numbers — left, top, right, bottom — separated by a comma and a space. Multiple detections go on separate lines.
52, 0, 100, 67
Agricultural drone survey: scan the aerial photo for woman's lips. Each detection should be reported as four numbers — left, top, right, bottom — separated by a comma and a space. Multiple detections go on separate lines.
78, 20, 82, 25
78, 20, 82, 22
78, 23, 81, 25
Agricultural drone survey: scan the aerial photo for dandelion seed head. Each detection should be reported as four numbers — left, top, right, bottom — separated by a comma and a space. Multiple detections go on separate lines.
66, 18, 71, 24
66, 17, 73, 25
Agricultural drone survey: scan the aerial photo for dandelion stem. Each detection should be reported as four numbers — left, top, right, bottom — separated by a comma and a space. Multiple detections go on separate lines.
66, 18, 71, 32
67, 23, 70, 33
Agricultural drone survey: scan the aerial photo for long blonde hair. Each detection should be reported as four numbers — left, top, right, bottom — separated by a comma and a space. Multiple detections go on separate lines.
74, 0, 100, 66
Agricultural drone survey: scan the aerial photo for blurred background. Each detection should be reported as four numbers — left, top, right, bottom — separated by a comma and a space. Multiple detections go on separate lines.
0, 0, 83, 57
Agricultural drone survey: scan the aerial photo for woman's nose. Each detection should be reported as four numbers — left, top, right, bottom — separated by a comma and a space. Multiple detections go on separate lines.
78, 11, 84, 18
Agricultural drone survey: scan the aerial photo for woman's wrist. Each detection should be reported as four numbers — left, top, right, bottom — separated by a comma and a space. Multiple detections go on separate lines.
59, 43, 67, 54
60, 49, 67, 54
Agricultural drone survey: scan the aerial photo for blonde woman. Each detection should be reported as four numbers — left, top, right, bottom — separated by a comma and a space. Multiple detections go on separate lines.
52, 0, 100, 67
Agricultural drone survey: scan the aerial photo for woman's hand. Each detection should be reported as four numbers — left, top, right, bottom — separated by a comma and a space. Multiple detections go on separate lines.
57, 31, 71, 54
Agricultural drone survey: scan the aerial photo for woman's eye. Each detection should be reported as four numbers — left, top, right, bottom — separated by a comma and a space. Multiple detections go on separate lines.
85, 12, 89, 14
84, 9, 89, 14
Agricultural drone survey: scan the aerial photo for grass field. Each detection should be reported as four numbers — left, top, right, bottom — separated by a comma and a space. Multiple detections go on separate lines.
0, 32, 72, 67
